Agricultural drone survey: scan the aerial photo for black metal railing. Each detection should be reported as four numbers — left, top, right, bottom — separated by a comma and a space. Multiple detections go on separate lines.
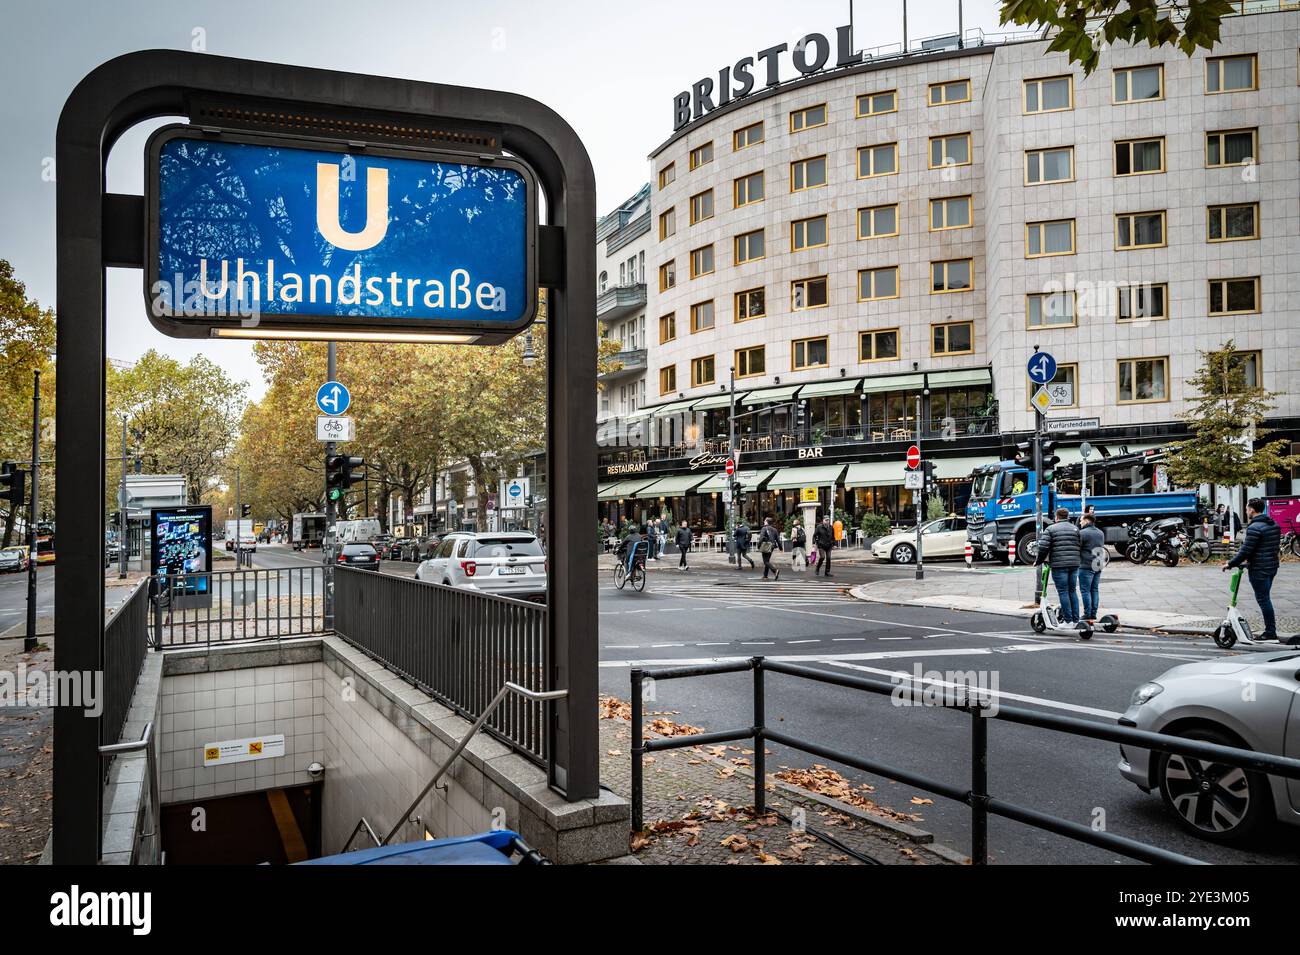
630, 657, 1300, 865
102, 578, 151, 758
332, 568, 550, 764
149, 567, 326, 647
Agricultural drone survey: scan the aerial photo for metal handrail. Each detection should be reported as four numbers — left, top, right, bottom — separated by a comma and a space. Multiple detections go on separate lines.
342, 682, 568, 852
343, 816, 382, 852
99, 721, 158, 859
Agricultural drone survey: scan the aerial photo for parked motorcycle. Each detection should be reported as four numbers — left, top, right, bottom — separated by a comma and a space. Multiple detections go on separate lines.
1125, 516, 1184, 567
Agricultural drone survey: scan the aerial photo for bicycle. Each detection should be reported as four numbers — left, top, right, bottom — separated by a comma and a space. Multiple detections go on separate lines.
1176, 530, 1212, 564
613, 541, 647, 592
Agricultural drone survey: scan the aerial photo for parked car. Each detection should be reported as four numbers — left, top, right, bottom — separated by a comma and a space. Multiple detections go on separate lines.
871, 517, 970, 564
372, 535, 395, 559
0, 545, 30, 573
1118, 651, 1300, 845
334, 542, 380, 571
415, 532, 546, 600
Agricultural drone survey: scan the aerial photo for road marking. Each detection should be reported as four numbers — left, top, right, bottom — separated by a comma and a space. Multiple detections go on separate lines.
787, 639, 821, 644
878, 637, 912, 641
831, 637, 864, 642
605, 645, 639, 649
650, 643, 684, 648
599, 644, 1086, 669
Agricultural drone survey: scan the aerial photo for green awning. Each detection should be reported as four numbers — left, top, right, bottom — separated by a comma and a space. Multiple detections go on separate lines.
740, 385, 801, 406
631, 474, 710, 497
597, 478, 659, 501
692, 393, 742, 410
932, 456, 991, 480
927, 368, 992, 388
797, 379, 862, 399
645, 399, 697, 416
844, 461, 904, 487
695, 469, 775, 493
766, 464, 847, 490
862, 373, 925, 394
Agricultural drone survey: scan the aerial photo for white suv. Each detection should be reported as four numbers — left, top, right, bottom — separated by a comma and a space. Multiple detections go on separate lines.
415, 532, 547, 601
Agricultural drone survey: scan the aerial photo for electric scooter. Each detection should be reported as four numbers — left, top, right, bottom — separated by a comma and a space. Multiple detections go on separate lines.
1029, 563, 1113, 639
1212, 566, 1258, 649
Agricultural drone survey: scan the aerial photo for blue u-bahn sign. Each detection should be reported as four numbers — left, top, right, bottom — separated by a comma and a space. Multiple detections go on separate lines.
145, 126, 537, 341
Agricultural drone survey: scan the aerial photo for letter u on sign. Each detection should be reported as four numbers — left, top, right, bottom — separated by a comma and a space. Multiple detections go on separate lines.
316, 163, 389, 251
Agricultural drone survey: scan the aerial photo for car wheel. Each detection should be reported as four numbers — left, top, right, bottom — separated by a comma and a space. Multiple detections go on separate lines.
1157, 726, 1272, 844
891, 543, 915, 564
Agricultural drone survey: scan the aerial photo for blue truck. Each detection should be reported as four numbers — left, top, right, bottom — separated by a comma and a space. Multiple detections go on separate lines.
965, 447, 1201, 564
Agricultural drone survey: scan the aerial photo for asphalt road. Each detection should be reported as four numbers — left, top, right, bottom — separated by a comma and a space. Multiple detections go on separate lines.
593, 555, 1300, 866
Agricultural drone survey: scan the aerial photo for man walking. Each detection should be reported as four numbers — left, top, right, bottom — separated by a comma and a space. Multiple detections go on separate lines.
1036, 507, 1082, 625
733, 520, 754, 571
675, 520, 693, 571
1076, 513, 1107, 624
1226, 498, 1290, 643
790, 518, 808, 571
813, 515, 835, 578
759, 517, 782, 580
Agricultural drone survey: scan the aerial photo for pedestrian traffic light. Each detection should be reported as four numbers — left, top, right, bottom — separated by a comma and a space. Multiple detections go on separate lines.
922, 459, 938, 497
795, 401, 806, 438
0, 462, 25, 506
1039, 438, 1060, 485
326, 454, 365, 502
241, 503, 251, 518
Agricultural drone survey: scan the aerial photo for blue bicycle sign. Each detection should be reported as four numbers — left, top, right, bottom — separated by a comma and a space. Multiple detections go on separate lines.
1026, 352, 1057, 385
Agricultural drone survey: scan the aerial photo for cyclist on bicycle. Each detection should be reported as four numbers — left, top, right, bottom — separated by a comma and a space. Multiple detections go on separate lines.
616, 526, 647, 576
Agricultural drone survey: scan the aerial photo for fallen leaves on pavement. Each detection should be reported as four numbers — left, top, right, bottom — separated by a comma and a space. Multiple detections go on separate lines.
775, 764, 923, 823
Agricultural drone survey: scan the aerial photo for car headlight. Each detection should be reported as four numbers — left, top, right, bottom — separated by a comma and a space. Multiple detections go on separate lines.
1130, 682, 1164, 707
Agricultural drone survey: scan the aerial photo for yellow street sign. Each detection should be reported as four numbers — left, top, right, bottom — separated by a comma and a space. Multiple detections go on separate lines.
1030, 386, 1052, 414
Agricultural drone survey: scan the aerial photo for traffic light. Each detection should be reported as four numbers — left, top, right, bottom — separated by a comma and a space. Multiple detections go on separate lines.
241, 503, 252, 518
795, 401, 807, 438
326, 454, 365, 502
922, 459, 938, 497
1039, 438, 1060, 485
0, 462, 25, 506
1013, 439, 1033, 465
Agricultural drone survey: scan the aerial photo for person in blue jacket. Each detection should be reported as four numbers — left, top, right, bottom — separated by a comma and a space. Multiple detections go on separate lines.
1225, 498, 1291, 643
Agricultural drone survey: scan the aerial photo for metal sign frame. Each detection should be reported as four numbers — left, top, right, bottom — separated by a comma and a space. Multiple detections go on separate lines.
55, 49, 597, 863
144, 123, 540, 340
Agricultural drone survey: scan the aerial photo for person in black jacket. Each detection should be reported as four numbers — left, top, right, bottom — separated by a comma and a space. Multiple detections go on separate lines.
1226, 499, 1289, 643
1076, 513, 1107, 624
675, 521, 693, 571
790, 518, 808, 571
812, 516, 836, 577
1036, 507, 1082, 623
759, 517, 782, 580
733, 521, 755, 570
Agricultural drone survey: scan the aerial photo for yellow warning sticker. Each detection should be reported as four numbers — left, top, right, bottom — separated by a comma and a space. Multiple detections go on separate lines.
248, 741, 263, 755
204, 747, 221, 761
201, 734, 285, 767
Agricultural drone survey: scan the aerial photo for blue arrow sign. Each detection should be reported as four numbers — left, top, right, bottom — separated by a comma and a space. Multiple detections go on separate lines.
316, 380, 351, 416
1026, 352, 1057, 385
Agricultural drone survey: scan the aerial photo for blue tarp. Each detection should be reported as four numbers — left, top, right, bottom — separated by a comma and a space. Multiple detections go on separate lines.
299, 830, 518, 866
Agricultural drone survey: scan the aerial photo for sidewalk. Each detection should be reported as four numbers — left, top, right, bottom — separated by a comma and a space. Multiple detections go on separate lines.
853, 561, 1300, 634
0, 633, 53, 863
598, 696, 962, 865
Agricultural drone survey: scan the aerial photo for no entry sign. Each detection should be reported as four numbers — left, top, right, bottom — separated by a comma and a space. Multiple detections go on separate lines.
906, 445, 921, 469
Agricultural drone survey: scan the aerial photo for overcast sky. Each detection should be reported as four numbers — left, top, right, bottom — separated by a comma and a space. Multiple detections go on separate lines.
0, 0, 1004, 398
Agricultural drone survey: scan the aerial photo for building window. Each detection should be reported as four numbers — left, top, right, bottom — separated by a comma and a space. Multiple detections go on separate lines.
689, 141, 713, 170
1206, 128, 1257, 168
735, 287, 766, 322
791, 276, 828, 310
658, 260, 676, 292
859, 328, 900, 362
689, 189, 714, 225
658, 208, 676, 240
1231, 350, 1263, 389
790, 155, 827, 191
734, 228, 765, 264
1026, 291, 1077, 328
1207, 203, 1259, 242
858, 203, 899, 239
1117, 357, 1169, 404
790, 103, 827, 132
1025, 146, 1073, 184
659, 313, 676, 344
1024, 75, 1073, 113
1114, 136, 1165, 176
856, 89, 897, 117
1117, 283, 1167, 322
1113, 64, 1163, 103
658, 163, 676, 190
929, 132, 972, 169
1206, 54, 1257, 93
734, 170, 764, 207
1115, 211, 1166, 250
690, 355, 716, 387
598, 270, 608, 293
931, 321, 973, 356
1026, 219, 1075, 257
735, 345, 766, 378
930, 195, 972, 231
928, 78, 970, 106
733, 121, 763, 151
792, 336, 829, 370
1208, 277, 1260, 316
930, 258, 973, 294
689, 244, 714, 278
858, 266, 899, 302
1028, 363, 1078, 408
857, 142, 898, 178
690, 299, 715, 332
659, 365, 676, 395
790, 214, 828, 252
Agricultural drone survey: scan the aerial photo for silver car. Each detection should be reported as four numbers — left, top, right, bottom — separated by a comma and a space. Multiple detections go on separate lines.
415, 532, 546, 601
1118, 650, 1300, 844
